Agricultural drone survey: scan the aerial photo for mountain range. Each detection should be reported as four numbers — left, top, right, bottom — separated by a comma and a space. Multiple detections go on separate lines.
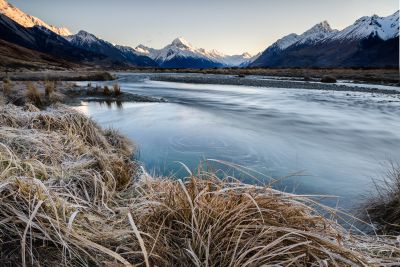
132, 37, 256, 68
251, 11, 399, 68
0, 0, 398, 69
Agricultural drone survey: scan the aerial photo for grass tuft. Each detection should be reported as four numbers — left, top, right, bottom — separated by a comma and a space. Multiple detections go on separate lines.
26, 82, 42, 107
103, 85, 111, 96
2, 78, 13, 96
44, 80, 56, 97
364, 164, 400, 235
113, 83, 121, 96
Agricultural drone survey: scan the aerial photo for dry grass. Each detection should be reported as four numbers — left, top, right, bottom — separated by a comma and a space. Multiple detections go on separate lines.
2, 78, 13, 96
103, 85, 111, 96
44, 80, 57, 97
0, 103, 399, 266
364, 164, 400, 235
113, 83, 121, 96
25, 82, 42, 107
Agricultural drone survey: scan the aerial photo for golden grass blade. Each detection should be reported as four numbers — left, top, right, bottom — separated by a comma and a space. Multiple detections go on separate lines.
128, 212, 150, 267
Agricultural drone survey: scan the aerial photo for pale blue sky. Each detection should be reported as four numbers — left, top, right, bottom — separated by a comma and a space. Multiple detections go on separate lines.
8, 0, 399, 55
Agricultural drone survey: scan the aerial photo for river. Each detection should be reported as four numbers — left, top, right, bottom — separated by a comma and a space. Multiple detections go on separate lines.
75, 73, 400, 209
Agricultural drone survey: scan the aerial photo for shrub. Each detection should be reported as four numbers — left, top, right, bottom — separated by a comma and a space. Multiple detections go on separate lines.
103, 85, 111, 96
320, 75, 337, 83
26, 82, 42, 107
113, 83, 121, 96
92, 71, 116, 81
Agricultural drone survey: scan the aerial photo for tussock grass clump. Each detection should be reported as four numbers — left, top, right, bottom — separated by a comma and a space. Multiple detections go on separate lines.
2, 77, 13, 96
364, 165, 400, 235
0, 104, 399, 266
103, 85, 111, 96
44, 80, 56, 97
113, 83, 121, 96
26, 82, 42, 107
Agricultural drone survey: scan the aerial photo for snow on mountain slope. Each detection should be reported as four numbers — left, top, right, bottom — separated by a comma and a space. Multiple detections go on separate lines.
65, 30, 104, 48
297, 21, 337, 45
66, 30, 157, 67
269, 21, 337, 51
331, 11, 399, 41
251, 11, 399, 68
134, 37, 253, 67
0, 0, 71, 36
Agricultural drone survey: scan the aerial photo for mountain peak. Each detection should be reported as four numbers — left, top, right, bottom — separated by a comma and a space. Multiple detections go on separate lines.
171, 37, 192, 48
77, 30, 95, 37
0, 0, 71, 36
303, 20, 334, 36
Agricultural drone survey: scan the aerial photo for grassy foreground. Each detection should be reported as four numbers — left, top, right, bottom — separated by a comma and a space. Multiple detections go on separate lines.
0, 100, 399, 266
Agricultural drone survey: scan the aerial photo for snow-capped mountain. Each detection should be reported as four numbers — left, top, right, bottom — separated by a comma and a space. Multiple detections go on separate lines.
251, 11, 399, 68
134, 37, 254, 68
0, 0, 71, 36
262, 21, 337, 53
330, 11, 399, 41
66, 30, 157, 67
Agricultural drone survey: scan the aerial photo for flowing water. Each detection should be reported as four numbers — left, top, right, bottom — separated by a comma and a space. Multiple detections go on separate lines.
76, 73, 400, 209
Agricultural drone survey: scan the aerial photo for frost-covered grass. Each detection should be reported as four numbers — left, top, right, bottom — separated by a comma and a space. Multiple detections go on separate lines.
0, 102, 399, 266
365, 164, 400, 235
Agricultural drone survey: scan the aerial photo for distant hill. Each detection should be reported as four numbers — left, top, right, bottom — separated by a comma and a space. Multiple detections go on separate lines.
0, 39, 75, 70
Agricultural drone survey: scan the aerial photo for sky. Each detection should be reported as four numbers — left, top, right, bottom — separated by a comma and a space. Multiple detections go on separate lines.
8, 0, 399, 55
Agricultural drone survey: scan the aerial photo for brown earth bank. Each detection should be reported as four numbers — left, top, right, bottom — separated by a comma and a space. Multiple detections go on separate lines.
0, 70, 117, 81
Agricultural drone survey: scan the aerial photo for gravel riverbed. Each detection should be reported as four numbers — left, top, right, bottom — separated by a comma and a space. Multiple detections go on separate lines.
151, 75, 400, 95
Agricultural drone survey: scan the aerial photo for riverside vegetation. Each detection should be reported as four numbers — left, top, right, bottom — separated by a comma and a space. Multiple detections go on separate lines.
0, 80, 399, 266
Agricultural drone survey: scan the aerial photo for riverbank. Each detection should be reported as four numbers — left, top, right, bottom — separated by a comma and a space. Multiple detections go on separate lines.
0, 70, 116, 81
0, 98, 399, 265
151, 74, 400, 95
131, 68, 400, 86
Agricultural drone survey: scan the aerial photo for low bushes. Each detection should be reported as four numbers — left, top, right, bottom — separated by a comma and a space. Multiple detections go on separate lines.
321, 75, 337, 83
